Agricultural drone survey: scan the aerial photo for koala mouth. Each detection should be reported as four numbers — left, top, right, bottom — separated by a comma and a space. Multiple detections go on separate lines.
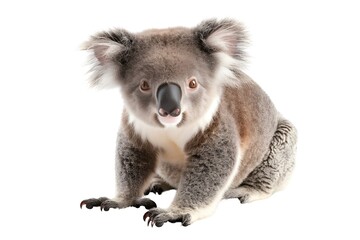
157, 114, 183, 127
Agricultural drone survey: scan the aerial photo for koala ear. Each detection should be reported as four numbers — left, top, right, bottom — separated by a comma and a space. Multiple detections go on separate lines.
194, 19, 248, 61
82, 29, 134, 88
194, 19, 248, 87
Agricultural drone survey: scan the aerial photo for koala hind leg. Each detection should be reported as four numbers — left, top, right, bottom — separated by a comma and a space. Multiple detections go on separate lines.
144, 175, 175, 195
224, 119, 297, 203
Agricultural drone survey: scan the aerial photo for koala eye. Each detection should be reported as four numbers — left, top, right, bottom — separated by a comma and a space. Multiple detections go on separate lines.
140, 80, 151, 92
188, 78, 198, 89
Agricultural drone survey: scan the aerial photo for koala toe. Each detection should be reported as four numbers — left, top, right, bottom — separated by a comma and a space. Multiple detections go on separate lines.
80, 197, 109, 209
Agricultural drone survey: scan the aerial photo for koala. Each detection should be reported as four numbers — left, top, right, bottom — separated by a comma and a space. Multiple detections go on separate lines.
80, 19, 297, 227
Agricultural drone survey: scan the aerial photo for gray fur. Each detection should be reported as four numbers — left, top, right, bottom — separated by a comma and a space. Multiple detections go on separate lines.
224, 119, 297, 202
80, 19, 297, 227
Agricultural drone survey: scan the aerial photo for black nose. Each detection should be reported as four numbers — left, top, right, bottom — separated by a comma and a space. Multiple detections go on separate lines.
156, 83, 182, 117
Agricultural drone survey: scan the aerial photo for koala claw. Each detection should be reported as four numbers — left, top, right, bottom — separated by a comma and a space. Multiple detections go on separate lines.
143, 209, 191, 227
144, 185, 164, 195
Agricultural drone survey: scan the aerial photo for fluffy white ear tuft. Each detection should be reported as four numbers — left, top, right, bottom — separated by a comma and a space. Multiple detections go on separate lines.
81, 29, 134, 88
82, 41, 122, 66
194, 19, 248, 60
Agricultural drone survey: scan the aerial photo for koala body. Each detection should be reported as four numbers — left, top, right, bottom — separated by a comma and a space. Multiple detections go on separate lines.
80, 19, 297, 227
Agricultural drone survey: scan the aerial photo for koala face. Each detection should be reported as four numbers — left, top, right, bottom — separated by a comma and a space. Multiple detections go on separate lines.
118, 30, 219, 127
83, 19, 247, 128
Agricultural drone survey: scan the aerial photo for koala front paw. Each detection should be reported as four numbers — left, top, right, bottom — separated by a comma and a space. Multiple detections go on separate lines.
80, 197, 110, 209
143, 208, 191, 227
80, 197, 156, 211
80, 197, 123, 211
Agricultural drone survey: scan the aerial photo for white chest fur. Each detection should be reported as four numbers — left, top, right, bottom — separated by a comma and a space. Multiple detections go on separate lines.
127, 95, 221, 165
128, 117, 199, 165
149, 128, 188, 165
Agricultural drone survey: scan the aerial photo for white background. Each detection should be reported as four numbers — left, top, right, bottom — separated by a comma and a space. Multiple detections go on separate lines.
1, 0, 359, 239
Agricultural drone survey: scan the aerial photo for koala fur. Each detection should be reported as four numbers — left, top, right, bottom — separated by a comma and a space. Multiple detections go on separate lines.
80, 19, 297, 227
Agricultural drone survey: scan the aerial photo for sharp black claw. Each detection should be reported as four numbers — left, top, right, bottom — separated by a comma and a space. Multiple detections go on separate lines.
80, 200, 95, 209
143, 212, 150, 221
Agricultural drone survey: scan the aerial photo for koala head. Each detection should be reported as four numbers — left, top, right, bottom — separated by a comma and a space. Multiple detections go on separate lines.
83, 19, 247, 128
